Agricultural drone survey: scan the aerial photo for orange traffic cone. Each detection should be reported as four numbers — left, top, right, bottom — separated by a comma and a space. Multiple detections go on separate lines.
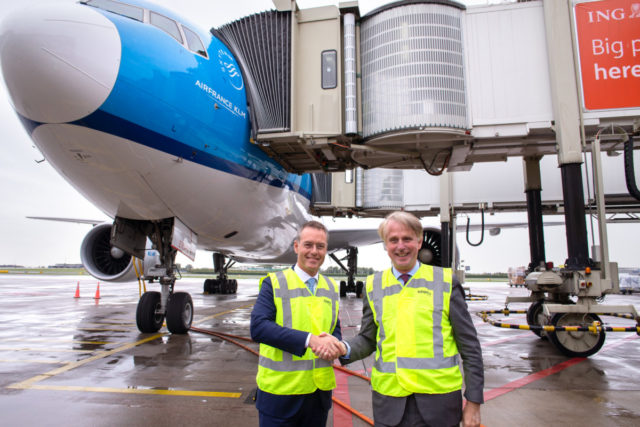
74, 282, 80, 298
94, 282, 101, 299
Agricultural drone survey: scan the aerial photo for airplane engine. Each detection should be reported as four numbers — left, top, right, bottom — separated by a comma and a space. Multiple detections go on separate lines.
80, 223, 138, 282
420, 227, 459, 269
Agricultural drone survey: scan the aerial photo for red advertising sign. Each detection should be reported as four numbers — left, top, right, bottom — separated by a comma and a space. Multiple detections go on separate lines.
574, 0, 640, 110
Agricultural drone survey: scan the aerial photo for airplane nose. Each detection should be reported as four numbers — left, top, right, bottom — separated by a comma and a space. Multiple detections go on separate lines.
0, 3, 120, 124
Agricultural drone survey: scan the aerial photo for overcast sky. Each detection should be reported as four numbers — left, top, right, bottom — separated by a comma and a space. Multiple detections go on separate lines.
0, 0, 638, 273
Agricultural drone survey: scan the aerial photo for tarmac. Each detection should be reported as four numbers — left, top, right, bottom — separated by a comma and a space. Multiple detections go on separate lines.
0, 273, 639, 426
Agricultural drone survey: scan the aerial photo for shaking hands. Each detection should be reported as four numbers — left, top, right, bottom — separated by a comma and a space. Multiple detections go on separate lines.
309, 332, 346, 361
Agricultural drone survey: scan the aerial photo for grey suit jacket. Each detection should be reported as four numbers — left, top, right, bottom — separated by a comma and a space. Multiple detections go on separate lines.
341, 271, 484, 426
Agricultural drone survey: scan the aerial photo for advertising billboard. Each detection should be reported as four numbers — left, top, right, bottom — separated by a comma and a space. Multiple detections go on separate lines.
574, 0, 640, 110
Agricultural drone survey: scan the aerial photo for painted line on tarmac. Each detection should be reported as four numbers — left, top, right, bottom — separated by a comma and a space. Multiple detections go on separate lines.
7, 303, 256, 398
484, 357, 586, 401
484, 334, 639, 402
25, 384, 241, 398
333, 369, 355, 427
7, 333, 164, 389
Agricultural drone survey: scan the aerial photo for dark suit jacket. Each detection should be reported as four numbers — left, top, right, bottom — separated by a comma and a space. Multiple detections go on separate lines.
340, 271, 483, 426
250, 274, 342, 418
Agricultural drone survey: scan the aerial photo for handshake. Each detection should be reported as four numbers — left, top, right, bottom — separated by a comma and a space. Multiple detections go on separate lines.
309, 332, 347, 361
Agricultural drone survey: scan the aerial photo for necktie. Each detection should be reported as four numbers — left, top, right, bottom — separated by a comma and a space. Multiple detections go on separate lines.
399, 274, 410, 284
306, 278, 317, 294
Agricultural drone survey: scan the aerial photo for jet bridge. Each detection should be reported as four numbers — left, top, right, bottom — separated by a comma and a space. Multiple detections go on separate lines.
214, 0, 639, 175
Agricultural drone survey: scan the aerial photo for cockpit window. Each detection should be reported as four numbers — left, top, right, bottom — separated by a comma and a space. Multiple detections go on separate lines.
150, 12, 183, 44
183, 26, 208, 58
82, 0, 143, 22
81, 0, 208, 60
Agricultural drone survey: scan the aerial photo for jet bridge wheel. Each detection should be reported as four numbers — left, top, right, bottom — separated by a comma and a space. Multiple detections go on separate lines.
136, 291, 164, 333
548, 313, 606, 358
526, 300, 548, 339
166, 292, 193, 334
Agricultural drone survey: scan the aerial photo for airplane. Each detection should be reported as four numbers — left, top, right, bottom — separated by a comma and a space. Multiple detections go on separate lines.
0, 0, 337, 334
0, 0, 559, 335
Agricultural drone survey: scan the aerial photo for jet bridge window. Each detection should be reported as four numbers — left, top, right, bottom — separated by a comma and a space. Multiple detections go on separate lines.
82, 0, 143, 22
183, 25, 208, 58
150, 11, 183, 44
321, 50, 337, 89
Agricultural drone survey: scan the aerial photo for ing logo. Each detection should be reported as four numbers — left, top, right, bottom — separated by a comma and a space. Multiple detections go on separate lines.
586, 2, 640, 22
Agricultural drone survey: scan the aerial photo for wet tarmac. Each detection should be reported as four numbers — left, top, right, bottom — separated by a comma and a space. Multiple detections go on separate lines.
1, 274, 639, 426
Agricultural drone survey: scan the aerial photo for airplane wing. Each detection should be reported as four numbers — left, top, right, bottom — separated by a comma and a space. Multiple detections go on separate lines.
327, 228, 381, 252
26, 216, 105, 226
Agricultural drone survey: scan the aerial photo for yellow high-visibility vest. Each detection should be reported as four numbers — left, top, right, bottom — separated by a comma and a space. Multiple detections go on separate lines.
366, 265, 463, 397
256, 268, 339, 395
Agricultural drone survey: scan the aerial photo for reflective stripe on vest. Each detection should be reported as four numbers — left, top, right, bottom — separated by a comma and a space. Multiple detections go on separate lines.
256, 269, 338, 394
368, 266, 462, 395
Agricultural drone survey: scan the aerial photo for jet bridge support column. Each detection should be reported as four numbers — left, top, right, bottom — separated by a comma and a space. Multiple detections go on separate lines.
440, 172, 452, 269
543, 0, 590, 269
523, 156, 546, 271
560, 164, 591, 268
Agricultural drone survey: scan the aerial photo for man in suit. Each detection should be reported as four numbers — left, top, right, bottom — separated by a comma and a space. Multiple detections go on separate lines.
250, 220, 341, 427
323, 211, 484, 427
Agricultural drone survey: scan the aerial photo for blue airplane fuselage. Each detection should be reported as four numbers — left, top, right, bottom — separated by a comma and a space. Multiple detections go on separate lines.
0, 0, 312, 262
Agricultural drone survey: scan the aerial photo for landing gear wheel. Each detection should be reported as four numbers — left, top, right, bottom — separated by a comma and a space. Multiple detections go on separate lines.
548, 313, 606, 358
526, 300, 547, 339
166, 292, 193, 334
356, 281, 364, 298
204, 279, 221, 294
136, 291, 164, 333
203, 279, 213, 294
339, 280, 347, 297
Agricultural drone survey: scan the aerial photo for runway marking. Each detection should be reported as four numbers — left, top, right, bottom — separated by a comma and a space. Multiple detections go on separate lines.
25, 384, 242, 398
484, 335, 639, 402
6, 303, 257, 398
333, 369, 355, 427
484, 357, 586, 401
193, 303, 255, 325
7, 333, 164, 390
75, 327, 133, 332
